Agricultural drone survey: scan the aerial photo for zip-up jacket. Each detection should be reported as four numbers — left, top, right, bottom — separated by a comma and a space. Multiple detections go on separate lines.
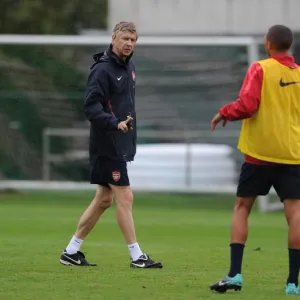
84, 44, 137, 164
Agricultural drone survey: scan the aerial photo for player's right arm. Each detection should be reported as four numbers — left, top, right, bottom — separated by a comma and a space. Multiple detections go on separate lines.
219, 62, 263, 121
211, 62, 263, 131
84, 64, 133, 132
84, 64, 120, 130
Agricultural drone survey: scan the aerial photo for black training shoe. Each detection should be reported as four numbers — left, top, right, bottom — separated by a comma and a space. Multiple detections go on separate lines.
60, 250, 97, 266
210, 274, 243, 293
130, 254, 163, 269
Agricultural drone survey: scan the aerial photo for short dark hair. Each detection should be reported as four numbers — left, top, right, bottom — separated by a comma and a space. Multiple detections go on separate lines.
266, 25, 293, 51
113, 21, 138, 39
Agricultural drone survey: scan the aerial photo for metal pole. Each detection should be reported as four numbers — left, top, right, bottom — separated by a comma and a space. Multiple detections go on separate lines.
184, 129, 192, 188
247, 38, 260, 65
42, 129, 50, 181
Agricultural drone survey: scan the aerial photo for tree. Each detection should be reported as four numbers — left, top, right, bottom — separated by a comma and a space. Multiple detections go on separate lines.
0, 0, 108, 34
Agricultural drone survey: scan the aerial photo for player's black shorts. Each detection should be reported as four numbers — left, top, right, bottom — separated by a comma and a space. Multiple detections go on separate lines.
237, 163, 300, 202
90, 157, 130, 188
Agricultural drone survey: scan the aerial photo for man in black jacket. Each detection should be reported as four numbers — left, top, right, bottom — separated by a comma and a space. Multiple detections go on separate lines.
60, 21, 162, 269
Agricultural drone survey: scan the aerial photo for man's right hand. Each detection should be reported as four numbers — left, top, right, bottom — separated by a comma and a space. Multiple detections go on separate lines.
118, 116, 133, 132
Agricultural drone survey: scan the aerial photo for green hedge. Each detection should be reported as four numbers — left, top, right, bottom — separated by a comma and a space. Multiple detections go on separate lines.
0, 148, 25, 179
2, 45, 86, 114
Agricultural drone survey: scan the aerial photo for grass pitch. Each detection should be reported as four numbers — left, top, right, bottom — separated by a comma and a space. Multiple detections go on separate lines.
0, 191, 289, 299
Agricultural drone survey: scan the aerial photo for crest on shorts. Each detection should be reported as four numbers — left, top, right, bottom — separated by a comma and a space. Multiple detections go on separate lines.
132, 71, 135, 81
112, 171, 121, 182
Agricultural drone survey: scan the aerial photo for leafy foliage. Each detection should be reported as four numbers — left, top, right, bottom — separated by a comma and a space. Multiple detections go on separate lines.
0, 0, 108, 34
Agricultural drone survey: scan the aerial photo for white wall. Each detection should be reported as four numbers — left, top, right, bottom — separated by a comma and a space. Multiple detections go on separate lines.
127, 144, 237, 190
108, 0, 300, 35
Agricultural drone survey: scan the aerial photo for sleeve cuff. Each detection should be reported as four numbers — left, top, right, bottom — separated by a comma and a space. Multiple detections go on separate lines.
219, 107, 227, 118
110, 118, 119, 130
92, 116, 119, 131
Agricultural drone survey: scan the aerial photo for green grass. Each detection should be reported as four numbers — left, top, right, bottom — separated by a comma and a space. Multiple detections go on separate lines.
0, 191, 289, 299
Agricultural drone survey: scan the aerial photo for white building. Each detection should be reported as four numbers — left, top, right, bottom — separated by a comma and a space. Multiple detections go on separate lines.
109, 0, 300, 35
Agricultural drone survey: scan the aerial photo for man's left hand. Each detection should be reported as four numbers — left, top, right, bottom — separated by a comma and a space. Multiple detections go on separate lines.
211, 112, 228, 131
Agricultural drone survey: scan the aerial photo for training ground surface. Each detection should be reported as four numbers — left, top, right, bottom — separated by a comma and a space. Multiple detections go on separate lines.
0, 191, 288, 299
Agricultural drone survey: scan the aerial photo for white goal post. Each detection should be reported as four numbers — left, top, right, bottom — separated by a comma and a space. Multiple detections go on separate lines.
0, 33, 281, 212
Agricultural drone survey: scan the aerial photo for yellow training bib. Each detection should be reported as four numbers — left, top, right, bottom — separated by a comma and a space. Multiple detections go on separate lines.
238, 58, 300, 164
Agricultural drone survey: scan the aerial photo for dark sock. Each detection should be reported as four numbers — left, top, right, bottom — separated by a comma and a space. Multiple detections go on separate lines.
228, 243, 245, 277
287, 249, 300, 286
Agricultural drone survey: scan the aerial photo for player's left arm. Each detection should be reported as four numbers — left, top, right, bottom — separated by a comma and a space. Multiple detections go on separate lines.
211, 63, 263, 130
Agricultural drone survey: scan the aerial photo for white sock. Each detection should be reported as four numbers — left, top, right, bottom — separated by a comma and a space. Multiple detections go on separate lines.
65, 236, 83, 254
128, 242, 143, 261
